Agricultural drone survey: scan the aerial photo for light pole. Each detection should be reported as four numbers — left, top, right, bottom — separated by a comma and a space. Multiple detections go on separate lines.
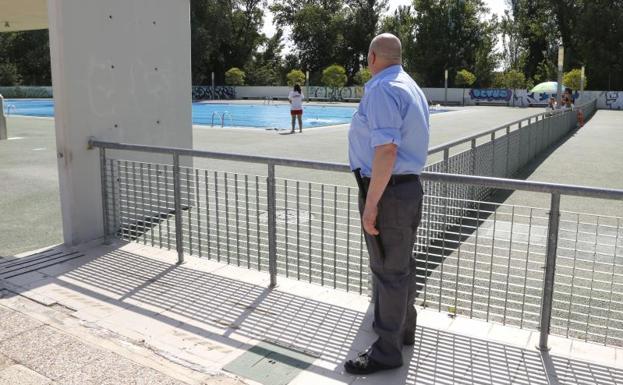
306, 70, 310, 98
444, 69, 448, 105
556, 45, 564, 106
580, 65, 586, 99
211, 71, 215, 100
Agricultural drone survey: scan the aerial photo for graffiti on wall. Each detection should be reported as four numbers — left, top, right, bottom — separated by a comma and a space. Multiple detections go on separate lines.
469, 89, 512, 102
605, 91, 623, 110
192, 86, 236, 100
308, 86, 364, 101
512, 90, 580, 107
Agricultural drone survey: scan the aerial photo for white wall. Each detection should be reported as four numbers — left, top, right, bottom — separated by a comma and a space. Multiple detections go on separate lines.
48, 0, 193, 246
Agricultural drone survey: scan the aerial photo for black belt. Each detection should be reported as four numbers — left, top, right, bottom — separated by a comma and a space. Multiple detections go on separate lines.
362, 174, 419, 185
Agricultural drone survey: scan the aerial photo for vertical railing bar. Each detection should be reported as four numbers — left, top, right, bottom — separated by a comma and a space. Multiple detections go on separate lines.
133, 161, 139, 238
245, 175, 251, 269
296, 181, 301, 280
505, 126, 510, 176
110, 159, 117, 240
503, 206, 515, 325
195, 169, 202, 258
321, 184, 325, 286
255, 175, 261, 270
604, 218, 621, 344
538, 192, 561, 351
346, 187, 351, 292
165, 165, 171, 250
172, 154, 184, 264
438, 194, 448, 312
423, 196, 432, 305
490, 132, 495, 176
140, 163, 146, 245
224, 172, 231, 264
186, 167, 193, 255
214, 171, 221, 262
565, 213, 581, 337
234, 174, 241, 266
584, 216, 600, 341
520, 207, 533, 329
470, 202, 480, 317
333, 185, 338, 289
485, 209, 497, 322
99, 148, 111, 244
267, 161, 278, 287
204, 170, 212, 258
285, 179, 289, 276
453, 207, 463, 312
148, 164, 155, 247
308, 183, 313, 283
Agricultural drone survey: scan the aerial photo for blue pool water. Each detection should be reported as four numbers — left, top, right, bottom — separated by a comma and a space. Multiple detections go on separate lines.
3, 99, 445, 129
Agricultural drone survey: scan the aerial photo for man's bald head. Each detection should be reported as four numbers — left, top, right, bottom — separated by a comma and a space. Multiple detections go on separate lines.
367, 33, 402, 75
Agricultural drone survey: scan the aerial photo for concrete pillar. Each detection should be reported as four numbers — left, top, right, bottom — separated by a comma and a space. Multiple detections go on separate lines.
0, 95, 6, 140
47, 0, 193, 245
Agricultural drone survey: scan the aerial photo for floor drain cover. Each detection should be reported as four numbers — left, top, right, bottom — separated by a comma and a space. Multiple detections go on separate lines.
223, 341, 316, 385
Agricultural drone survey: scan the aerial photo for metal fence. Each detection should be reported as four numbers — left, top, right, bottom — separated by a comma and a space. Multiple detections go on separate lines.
88, 98, 623, 350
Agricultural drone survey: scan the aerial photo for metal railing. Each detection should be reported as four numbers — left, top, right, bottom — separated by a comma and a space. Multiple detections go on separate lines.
88, 98, 623, 350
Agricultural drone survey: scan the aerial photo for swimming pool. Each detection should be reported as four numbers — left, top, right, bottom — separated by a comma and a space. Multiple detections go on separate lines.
2, 99, 446, 129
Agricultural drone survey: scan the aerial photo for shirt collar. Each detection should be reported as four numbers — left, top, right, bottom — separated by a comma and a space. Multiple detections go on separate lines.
366, 65, 403, 89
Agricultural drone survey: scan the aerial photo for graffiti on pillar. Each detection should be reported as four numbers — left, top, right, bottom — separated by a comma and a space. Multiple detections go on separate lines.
309, 86, 364, 101
469, 89, 513, 103
192, 86, 236, 100
605, 91, 623, 110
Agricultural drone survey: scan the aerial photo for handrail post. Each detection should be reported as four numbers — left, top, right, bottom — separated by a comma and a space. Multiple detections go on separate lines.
538, 192, 561, 351
99, 147, 111, 244
505, 125, 510, 176
267, 161, 278, 287
173, 154, 184, 264
490, 132, 496, 176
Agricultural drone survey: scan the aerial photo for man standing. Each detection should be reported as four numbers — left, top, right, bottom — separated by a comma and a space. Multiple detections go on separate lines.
345, 33, 430, 375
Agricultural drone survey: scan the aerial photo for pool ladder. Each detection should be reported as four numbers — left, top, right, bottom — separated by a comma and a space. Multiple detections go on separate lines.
211, 111, 233, 127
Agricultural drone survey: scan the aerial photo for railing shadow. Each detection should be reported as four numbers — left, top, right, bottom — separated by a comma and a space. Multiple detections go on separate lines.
3, 245, 622, 384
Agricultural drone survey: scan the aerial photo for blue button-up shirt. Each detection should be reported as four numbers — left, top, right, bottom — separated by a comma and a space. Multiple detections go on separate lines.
348, 65, 430, 177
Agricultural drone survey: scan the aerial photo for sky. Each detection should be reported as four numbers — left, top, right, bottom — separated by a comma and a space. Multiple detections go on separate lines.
262, 0, 509, 38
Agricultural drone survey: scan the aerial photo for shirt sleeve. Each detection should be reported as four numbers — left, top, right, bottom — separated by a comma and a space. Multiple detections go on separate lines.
367, 84, 403, 148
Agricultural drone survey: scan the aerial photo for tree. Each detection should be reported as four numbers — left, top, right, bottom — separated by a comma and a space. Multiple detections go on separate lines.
381, 6, 417, 76
321, 65, 347, 88
353, 68, 372, 85
191, 0, 266, 85
0, 30, 51, 85
286, 70, 306, 86
225, 67, 245, 85
271, 0, 387, 82
455, 69, 476, 105
563, 68, 586, 91
408, 0, 499, 87
504, 69, 526, 90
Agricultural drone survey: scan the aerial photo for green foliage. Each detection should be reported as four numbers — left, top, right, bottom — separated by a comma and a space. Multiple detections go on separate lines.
321, 64, 347, 88
0, 63, 22, 85
286, 69, 306, 86
504, 70, 527, 90
353, 68, 372, 85
0, 30, 50, 86
454, 69, 476, 88
563, 69, 586, 91
224, 67, 245, 85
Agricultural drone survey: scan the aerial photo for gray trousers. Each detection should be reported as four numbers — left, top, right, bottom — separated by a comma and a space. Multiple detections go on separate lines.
359, 178, 423, 366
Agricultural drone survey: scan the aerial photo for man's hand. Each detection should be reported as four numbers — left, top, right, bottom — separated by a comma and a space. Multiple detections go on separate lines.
362, 202, 379, 235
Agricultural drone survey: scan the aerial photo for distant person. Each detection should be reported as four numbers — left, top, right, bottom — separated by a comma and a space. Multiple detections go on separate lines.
547, 97, 557, 113
288, 84, 304, 133
562, 89, 575, 111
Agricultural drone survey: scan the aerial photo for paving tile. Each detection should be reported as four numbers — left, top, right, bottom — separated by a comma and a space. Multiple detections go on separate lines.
27, 339, 105, 381
0, 354, 13, 371
487, 324, 533, 349
0, 307, 43, 341
0, 364, 51, 385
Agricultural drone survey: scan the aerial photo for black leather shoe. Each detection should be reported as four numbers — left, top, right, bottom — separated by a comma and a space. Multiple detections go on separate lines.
344, 352, 402, 375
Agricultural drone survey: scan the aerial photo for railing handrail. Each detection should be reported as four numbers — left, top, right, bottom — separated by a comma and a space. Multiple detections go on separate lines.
427, 98, 596, 155
89, 134, 623, 201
